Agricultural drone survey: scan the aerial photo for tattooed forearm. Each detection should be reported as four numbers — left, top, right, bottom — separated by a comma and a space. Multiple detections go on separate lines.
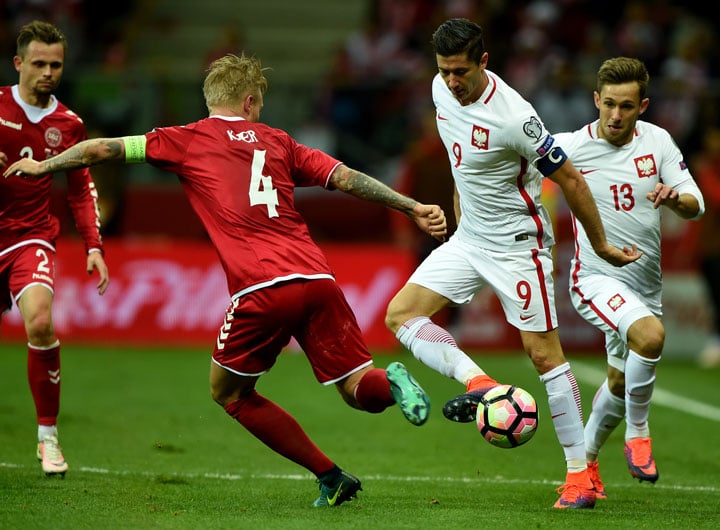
330, 165, 417, 215
44, 138, 125, 172
43, 144, 89, 172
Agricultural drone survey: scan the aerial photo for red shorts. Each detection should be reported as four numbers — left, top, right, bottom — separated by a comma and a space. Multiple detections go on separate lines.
212, 278, 373, 384
0, 243, 56, 314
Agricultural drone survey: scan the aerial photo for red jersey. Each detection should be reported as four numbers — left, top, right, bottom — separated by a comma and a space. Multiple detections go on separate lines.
144, 116, 343, 297
0, 85, 102, 254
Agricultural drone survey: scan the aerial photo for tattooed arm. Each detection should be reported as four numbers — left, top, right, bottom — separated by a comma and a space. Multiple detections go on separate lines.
329, 164, 447, 241
3, 137, 129, 177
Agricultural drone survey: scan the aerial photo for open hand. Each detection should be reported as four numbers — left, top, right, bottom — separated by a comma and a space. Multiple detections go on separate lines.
3, 157, 44, 178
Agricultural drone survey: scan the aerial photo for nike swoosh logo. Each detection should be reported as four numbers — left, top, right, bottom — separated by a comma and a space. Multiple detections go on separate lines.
437, 114, 448, 121
580, 169, 597, 175
519, 314, 535, 321
328, 484, 343, 506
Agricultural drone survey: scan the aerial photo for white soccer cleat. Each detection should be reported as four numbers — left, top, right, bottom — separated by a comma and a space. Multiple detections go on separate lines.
37, 435, 68, 476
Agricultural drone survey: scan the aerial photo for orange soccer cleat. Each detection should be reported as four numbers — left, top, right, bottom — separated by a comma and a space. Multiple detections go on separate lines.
586, 461, 607, 499
553, 470, 597, 509
624, 437, 659, 483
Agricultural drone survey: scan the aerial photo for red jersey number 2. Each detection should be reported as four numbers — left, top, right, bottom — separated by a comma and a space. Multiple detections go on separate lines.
249, 149, 279, 218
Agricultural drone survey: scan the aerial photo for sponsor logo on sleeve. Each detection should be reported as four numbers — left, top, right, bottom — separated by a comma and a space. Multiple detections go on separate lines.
536, 135, 555, 156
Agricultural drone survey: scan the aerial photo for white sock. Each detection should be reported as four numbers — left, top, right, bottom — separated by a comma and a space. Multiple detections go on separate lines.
625, 350, 659, 439
38, 425, 58, 441
584, 379, 625, 459
540, 362, 586, 472
395, 317, 485, 384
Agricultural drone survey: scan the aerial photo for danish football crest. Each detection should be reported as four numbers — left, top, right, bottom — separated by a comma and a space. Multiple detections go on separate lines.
45, 127, 62, 148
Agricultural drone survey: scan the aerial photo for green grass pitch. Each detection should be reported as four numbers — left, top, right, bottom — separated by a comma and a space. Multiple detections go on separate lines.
1, 344, 718, 529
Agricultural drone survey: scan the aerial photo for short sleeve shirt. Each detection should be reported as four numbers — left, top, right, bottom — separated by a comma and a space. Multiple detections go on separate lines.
143, 116, 343, 298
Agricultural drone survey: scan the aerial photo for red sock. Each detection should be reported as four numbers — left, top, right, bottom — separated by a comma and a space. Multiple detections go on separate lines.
27, 342, 61, 425
224, 391, 334, 476
354, 368, 394, 413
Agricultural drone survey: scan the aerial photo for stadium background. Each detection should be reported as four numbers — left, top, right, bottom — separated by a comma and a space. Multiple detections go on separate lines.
0, 0, 716, 358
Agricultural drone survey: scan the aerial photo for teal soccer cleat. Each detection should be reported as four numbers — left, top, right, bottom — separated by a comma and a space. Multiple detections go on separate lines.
386, 361, 430, 426
312, 470, 362, 508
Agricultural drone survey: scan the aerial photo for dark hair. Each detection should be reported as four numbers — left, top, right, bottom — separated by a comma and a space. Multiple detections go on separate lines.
16, 20, 67, 58
431, 18, 485, 63
597, 57, 650, 99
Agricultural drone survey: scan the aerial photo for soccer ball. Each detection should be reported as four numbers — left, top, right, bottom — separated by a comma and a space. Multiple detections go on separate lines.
476, 384, 538, 448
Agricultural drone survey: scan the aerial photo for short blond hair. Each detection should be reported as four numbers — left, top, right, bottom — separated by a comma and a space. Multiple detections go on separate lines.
203, 53, 268, 111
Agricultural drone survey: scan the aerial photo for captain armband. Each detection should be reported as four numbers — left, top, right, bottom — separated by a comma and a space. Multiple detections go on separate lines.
536, 145, 568, 177
122, 135, 147, 163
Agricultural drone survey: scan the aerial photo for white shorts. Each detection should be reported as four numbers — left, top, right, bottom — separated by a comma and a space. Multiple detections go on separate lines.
570, 274, 660, 371
407, 237, 558, 332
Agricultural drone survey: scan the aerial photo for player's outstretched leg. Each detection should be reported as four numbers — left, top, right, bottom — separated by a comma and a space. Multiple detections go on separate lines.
442, 374, 500, 422
386, 361, 430, 426
313, 468, 362, 507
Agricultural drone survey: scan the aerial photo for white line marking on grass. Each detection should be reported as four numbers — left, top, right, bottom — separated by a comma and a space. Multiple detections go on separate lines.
571, 361, 720, 422
1, 462, 718, 494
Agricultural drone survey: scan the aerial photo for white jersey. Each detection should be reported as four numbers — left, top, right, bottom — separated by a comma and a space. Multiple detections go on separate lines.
555, 120, 704, 300
432, 70, 557, 252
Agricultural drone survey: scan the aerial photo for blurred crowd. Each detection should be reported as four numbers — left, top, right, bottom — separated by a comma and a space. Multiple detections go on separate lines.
0, 0, 135, 77
2, 1, 718, 166
319, 0, 719, 168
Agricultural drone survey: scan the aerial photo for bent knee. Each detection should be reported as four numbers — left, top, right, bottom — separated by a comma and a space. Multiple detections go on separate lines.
642, 328, 665, 356
25, 316, 54, 344
629, 317, 665, 357
211, 384, 254, 408
210, 387, 230, 407
384, 308, 402, 334
385, 294, 412, 333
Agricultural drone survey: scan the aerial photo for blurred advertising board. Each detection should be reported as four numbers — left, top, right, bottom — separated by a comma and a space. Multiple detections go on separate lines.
0, 239, 414, 349
2, 237, 704, 355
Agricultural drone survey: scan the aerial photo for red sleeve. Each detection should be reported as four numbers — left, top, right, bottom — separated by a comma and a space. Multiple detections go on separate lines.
66, 167, 103, 253
288, 135, 342, 189
63, 120, 103, 253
